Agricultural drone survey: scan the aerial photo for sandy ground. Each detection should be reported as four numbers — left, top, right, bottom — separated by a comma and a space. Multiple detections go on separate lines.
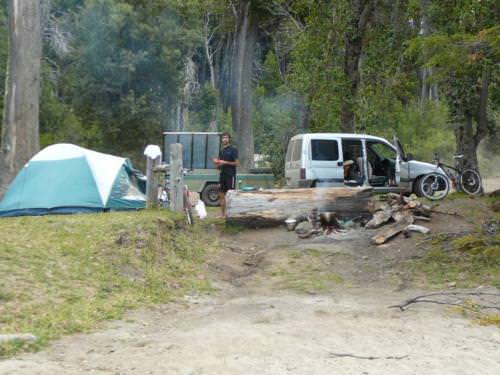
0, 199, 499, 374
1, 288, 498, 375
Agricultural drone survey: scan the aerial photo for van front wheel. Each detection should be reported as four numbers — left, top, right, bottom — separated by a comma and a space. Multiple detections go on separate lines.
201, 184, 220, 206
415, 173, 450, 201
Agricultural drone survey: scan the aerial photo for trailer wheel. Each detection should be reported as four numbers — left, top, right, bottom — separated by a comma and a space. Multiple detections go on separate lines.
201, 184, 220, 206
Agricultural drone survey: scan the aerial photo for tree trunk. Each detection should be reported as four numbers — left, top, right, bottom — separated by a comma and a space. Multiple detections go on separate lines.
226, 187, 373, 227
340, 0, 374, 133
454, 65, 491, 171
0, 0, 41, 199
454, 114, 478, 169
419, 0, 438, 103
203, 11, 218, 131
230, 1, 257, 171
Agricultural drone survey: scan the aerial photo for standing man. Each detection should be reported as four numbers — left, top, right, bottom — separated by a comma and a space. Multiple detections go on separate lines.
213, 132, 239, 218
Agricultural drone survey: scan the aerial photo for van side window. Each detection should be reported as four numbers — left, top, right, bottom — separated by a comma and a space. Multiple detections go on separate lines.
292, 139, 302, 161
311, 140, 339, 161
368, 142, 396, 160
285, 141, 294, 162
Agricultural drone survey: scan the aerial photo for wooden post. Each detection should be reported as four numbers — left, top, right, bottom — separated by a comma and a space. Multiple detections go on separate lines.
169, 143, 184, 212
146, 155, 161, 208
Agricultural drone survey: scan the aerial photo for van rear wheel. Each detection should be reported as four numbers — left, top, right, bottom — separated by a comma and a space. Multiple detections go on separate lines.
201, 184, 220, 206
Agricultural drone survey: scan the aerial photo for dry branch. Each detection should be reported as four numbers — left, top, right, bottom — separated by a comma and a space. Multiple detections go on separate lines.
329, 352, 408, 360
389, 291, 500, 311
405, 224, 431, 234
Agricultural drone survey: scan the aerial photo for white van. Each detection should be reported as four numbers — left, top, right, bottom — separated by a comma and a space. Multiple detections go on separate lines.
284, 133, 440, 195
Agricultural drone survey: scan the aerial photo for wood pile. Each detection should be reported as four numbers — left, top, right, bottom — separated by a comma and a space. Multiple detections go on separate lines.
367, 193, 432, 245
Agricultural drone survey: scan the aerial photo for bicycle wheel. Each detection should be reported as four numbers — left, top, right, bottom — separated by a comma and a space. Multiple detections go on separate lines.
418, 173, 450, 200
460, 169, 482, 195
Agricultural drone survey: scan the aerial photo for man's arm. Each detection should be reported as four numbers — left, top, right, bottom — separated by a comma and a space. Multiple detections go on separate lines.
219, 159, 239, 166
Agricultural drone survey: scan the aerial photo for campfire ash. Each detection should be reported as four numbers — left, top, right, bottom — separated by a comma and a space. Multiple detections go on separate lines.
287, 193, 435, 244
289, 208, 358, 239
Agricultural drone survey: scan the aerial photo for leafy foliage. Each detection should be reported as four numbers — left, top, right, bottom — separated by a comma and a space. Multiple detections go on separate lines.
0, 0, 497, 173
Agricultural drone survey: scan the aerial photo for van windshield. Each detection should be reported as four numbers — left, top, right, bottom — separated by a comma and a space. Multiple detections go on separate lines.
311, 140, 339, 161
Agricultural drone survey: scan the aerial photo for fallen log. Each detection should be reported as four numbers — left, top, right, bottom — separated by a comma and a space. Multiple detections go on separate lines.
226, 187, 373, 227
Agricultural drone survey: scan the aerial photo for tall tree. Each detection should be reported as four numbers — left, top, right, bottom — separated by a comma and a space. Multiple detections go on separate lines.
230, 0, 259, 170
0, 0, 42, 198
418, 0, 438, 102
407, 0, 499, 169
340, 0, 375, 132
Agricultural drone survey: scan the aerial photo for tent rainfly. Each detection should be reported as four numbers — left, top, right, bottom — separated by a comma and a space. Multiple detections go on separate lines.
0, 144, 146, 217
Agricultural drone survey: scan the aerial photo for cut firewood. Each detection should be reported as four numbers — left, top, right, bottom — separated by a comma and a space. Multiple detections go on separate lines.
226, 187, 373, 227
405, 224, 431, 234
413, 205, 432, 217
413, 215, 431, 222
371, 218, 412, 245
406, 200, 418, 209
392, 209, 415, 224
365, 208, 393, 229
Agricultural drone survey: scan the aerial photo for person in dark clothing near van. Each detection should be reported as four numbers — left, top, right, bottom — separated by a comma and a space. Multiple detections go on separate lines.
212, 132, 239, 218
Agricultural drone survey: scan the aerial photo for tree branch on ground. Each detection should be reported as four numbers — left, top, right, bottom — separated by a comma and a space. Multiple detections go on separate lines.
329, 352, 408, 360
389, 291, 500, 311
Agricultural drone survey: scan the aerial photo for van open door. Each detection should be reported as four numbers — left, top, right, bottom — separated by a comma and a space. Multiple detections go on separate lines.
393, 135, 406, 185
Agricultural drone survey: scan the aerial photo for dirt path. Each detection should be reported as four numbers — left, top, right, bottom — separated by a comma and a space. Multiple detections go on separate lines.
1, 218, 499, 374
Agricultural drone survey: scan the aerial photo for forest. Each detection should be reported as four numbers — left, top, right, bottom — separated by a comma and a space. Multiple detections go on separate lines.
0, 0, 498, 184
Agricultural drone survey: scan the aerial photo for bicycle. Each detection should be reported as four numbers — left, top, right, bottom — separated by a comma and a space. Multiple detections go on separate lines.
158, 170, 194, 225
417, 154, 482, 201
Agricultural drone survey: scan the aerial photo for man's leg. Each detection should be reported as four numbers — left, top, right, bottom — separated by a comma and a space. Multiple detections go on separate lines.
219, 191, 226, 217
219, 176, 227, 217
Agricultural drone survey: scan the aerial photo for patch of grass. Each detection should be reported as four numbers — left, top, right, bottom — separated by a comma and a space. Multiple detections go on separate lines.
476, 314, 500, 327
207, 219, 247, 235
0, 210, 218, 357
449, 302, 500, 328
268, 249, 343, 293
413, 232, 500, 288
446, 191, 470, 200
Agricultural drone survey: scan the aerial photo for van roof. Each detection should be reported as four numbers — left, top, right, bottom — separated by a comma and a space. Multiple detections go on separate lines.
290, 133, 391, 143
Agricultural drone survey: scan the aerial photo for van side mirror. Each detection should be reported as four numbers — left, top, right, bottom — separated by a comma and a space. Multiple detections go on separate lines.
406, 153, 413, 161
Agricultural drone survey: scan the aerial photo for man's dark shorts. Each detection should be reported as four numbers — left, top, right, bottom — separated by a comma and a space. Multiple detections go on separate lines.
219, 174, 236, 193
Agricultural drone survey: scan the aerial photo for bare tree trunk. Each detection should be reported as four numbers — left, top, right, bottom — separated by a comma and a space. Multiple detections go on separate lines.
455, 114, 478, 169
0, 0, 41, 198
203, 11, 219, 131
419, 0, 438, 103
340, 0, 374, 133
230, 1, 257, 171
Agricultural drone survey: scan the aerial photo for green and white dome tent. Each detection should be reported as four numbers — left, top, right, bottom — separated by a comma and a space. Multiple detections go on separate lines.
0, 144, 146, 217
